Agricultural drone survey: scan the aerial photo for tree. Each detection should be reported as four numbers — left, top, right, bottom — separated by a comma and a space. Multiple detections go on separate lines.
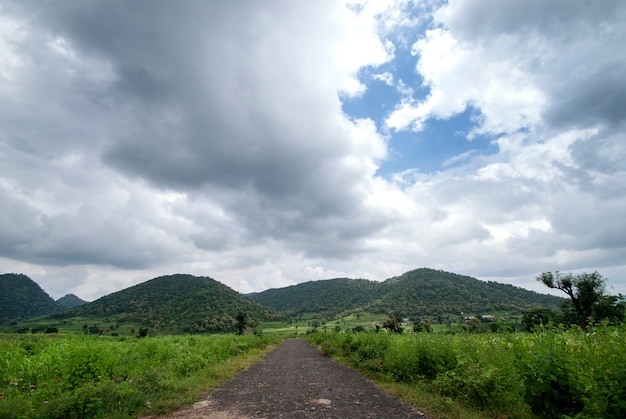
235, 312, 247, 335
537, 271, 622, 330
593, 294, 625, 325
413, 319, 433, 333
382, 313, 404, 334
521, 308, 557, 331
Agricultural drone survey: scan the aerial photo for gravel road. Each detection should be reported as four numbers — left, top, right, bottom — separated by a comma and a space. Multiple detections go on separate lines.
153, 338, 430, 418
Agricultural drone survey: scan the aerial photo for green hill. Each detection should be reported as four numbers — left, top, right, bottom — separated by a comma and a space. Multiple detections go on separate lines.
0, 273, 63, 324
51, 274, 286, 333
247, 278, 382, 317
56, 293, 88, 309
367, 268, 563, 315
248, 268, 563, 318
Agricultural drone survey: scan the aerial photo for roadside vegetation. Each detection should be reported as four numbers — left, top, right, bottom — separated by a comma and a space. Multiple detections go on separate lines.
2, 269, 623, 418
307, 323, 626, 418
303, 272, 626, 418
0, 333, 281, 418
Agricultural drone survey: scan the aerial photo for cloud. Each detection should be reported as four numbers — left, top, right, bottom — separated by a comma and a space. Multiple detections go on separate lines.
0, 1, 401, 297
387, 0, 626, 136
0, 0, 625, 301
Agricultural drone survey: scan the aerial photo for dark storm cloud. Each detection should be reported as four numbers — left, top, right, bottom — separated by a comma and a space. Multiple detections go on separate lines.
2, 0, 625, 299
0, 0, 391, 273
545, 62, 626, 128
437, 0, 625, 40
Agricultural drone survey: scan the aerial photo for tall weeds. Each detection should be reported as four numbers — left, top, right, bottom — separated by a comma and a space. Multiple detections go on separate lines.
0, 334, 279, 418
308, 324, 626, 418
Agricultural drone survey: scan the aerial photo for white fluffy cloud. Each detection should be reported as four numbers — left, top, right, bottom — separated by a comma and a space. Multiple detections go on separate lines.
0, 0, 625, 300
383, 0, 626, 292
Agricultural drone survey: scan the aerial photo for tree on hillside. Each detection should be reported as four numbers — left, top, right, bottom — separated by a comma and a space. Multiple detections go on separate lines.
537, 271, 624, 329
235, 312, 247, 335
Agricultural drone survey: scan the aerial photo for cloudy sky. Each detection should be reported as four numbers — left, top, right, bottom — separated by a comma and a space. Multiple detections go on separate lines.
1, 0, 625, 301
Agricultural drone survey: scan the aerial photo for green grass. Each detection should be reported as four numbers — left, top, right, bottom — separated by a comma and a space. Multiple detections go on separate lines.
1, 314, 151, 337
307, 324, 626, 418
0, 333, 282, 418
260, 312, 390, 336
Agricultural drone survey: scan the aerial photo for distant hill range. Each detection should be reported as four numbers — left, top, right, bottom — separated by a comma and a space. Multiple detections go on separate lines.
49, 274, 286, 333
56, 293, 88, 309
0, 273, 63, 324
247, 277, 383, 318
2, 269, 563, 332
248, 268, 564, 317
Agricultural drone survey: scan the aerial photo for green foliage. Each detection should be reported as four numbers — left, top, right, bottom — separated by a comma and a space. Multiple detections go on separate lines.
45, 274, 286, 334
56, 294, 88, 309
0, 333, 280, 418
382, 313, 404, 334
538, 271, 624, 329
250, 268, 563, 319
0, 274, 64, 324
521, 307, 557, 331
247, 277, 382, 317
371, 269, 563, 316
235, 312, 248, 336
307, 324, 626, 418
413, 319, 433, 333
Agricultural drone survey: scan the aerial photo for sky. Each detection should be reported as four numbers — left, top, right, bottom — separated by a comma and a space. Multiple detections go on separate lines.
1, 0, 625, 301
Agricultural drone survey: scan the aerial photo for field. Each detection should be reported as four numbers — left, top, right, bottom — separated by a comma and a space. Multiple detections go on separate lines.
4, 319, 624, 418
260, 311, 524, 336
3, 315, 148, 337
307, 324, 626, 418
0, 333, 281, 418
260, 312, 390, 336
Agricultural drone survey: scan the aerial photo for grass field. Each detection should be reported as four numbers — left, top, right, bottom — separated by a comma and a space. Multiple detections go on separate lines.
0, 333, 281, 418
307, 323, 626, 418
260, 311, 524, 336
260, 312, 390, 336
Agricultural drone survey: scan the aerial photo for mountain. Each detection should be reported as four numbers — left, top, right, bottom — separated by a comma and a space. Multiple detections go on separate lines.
56, 293, 88, 309
367, 268, 563, 315
248, 268, 564, 318
247, 278, 383, 317
51, 274, 286, 333
0, 273, 63, 324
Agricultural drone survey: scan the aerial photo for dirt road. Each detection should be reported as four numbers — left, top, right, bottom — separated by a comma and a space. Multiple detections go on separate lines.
156, 338, 429, 418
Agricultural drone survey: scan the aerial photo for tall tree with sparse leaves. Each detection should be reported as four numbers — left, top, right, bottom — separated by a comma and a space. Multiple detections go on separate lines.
536, 271, 623, 330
